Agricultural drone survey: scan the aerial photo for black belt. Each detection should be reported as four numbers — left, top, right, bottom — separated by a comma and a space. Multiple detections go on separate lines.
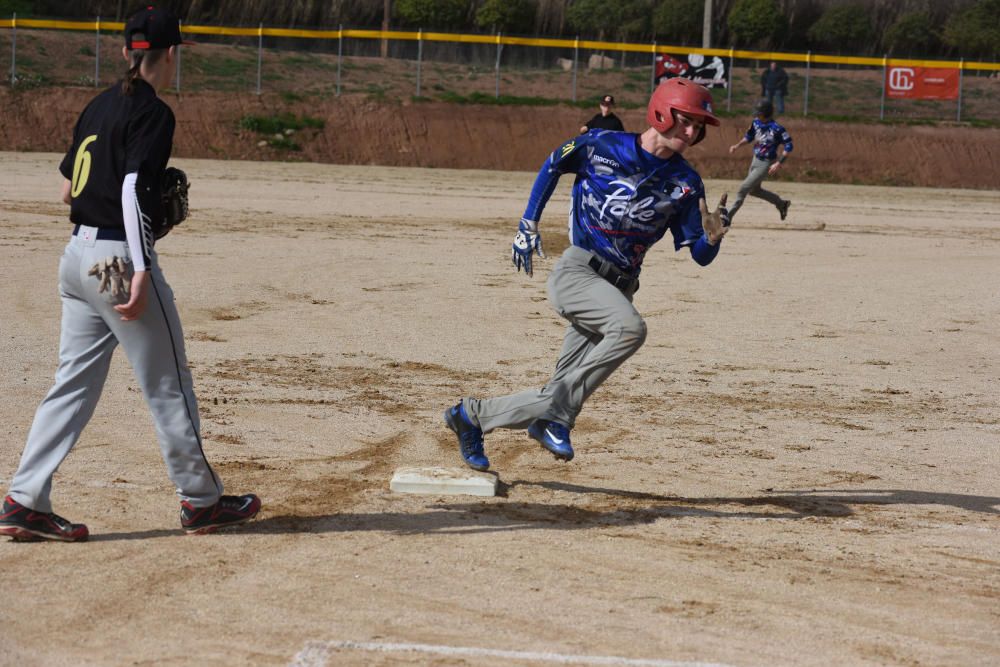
588, 256, 639, 293
72, 225, 128, 241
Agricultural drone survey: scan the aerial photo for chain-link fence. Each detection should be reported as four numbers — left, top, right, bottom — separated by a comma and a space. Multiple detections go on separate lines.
3, 17, 999, 123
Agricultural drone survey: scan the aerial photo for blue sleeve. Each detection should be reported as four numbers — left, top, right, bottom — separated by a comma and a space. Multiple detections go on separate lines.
689, 234, 721, 266
669, 183, 707, 251
522, 135, 589, 222
743, 123, 755, 142
780, 125, 793, 153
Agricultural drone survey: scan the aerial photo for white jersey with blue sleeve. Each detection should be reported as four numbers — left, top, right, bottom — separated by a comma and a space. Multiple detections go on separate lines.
745, 118, 793, 161
522, 130, 706, 275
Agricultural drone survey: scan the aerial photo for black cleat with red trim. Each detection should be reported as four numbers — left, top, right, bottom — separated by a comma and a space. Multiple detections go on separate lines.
0, 495, 89, 542
180, 494, 261, 535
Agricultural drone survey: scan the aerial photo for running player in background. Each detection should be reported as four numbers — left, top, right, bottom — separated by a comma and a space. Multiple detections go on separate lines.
727, 99, 793, 221
445, 78, 730, 471
0, 7, 260, 542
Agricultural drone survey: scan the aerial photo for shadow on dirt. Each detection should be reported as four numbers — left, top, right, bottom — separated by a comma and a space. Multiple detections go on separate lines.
87, 483, 999, 541
511, 481, 1000, 515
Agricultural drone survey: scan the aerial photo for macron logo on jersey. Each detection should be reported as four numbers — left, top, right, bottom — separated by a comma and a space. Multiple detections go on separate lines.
593, 154, 621, 169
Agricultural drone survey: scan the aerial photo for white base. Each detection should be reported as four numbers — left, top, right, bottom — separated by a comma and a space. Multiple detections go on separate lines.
390, 467, 497, 497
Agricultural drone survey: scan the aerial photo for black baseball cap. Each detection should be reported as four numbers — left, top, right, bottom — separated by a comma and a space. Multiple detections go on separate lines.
125, 6, 192, 50
754, 98, 774, 117
601, 95, 615, 105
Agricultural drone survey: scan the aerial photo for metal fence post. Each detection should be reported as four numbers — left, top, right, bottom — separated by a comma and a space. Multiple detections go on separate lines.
727, 47, 734, 111
416, 29, 423, 97
650, 42, 657, 93
95, 16, 100, 86
879, 54, 886, 121
572, 36, 578, 103
957, 58, 964, 122
336, 25, 343, 97
494, 32, 501, 99
176, 20, 182, 92
10, 13, 16, 85
804, 50, 810, 116
256, 23, 262, 95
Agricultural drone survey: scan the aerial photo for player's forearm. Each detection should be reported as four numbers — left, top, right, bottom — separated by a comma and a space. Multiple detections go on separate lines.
689, 235, 721, 266
522, 155, 562, 223
61, 179, 72, 205
121, 173, 153, 272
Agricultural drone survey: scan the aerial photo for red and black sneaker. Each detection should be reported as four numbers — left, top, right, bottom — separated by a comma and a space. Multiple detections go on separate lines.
0, 495, 89, 542
180, 494, 261, 535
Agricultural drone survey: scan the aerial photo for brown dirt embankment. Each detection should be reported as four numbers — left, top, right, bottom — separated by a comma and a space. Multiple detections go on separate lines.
3, 87, 998, 189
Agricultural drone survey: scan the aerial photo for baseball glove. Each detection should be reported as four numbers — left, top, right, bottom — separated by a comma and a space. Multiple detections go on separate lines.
159, 167, 190, 239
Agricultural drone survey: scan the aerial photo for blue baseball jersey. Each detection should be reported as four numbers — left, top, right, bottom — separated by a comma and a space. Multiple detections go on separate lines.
522, 130, 706, 275
744, 118, 793, 161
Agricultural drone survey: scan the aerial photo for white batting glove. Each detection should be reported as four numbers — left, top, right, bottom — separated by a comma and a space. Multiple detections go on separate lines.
512, 218, 545, 277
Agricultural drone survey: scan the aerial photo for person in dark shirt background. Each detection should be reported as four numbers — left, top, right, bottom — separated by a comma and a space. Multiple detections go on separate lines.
760, 61, 789, 114
580, 94, 625, 133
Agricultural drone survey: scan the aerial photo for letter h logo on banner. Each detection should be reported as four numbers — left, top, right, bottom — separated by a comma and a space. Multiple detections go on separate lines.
888, 67, 915, 92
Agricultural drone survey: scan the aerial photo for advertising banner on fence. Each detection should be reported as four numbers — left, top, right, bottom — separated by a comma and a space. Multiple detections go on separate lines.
655, 53, 729, 88
886, 66, 960, 100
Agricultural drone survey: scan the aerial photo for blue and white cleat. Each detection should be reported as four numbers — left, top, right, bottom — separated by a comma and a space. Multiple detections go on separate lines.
444, 401, 489, 471
528, 420, 574, 461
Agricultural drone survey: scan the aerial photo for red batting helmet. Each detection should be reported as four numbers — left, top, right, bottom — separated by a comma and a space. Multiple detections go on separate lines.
647, 77, 720, 145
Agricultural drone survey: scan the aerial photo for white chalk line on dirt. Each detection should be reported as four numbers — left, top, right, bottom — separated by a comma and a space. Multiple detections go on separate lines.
289, 640, 735, 667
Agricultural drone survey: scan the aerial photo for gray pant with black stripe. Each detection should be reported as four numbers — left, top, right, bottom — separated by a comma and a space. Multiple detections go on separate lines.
728, 156, 785, 219
466, 245, 646, 432
6, 227, 222, 513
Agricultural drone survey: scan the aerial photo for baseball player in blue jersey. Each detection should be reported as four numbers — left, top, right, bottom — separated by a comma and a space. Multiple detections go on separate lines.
0, 7, 260, 542
727, 99, 793, 221
444, 78, 730, 471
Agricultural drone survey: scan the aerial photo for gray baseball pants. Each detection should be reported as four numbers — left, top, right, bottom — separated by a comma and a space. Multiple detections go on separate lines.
466, 245, 646, 432
728, 156, 784, 219
6, 227, 223, 513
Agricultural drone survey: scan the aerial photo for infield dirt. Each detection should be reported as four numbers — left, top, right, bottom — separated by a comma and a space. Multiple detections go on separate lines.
0, 152, 998, 666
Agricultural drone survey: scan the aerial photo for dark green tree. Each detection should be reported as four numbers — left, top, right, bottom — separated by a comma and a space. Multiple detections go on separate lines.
475, 0, 535, 34
394, 0, 467, 30
615, 0, 655, 43
652, 0, 702, 45
806, 3, 873, 54
0, 0, 39, 15
942, 0, 1000, 57
565, 0, 603, 36
727, 0, 786, 49
567, 0, 652, 41
883, 11, 939, 57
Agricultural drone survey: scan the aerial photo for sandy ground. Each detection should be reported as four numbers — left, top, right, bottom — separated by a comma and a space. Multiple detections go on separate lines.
0, 152, 998, 667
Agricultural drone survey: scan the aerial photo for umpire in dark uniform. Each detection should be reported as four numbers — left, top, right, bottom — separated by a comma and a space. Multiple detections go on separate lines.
580, 94, 625, 133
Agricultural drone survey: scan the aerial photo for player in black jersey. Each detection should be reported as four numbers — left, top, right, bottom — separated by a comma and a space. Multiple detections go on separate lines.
0, 7, 260, 542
